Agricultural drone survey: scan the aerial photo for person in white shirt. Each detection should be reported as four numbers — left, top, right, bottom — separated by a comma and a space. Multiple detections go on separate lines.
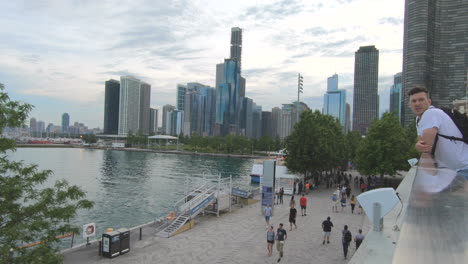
408, 86, 468, 173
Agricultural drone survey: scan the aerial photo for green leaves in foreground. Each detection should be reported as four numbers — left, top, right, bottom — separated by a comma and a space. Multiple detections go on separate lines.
0, 83, 94, 264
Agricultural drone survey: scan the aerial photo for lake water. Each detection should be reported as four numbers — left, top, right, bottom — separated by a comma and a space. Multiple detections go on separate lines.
7, 148, 254, 247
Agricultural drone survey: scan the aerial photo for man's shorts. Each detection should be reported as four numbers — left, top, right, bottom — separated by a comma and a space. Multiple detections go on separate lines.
324, 231, 331, 237
276, 241, 284, 252
289, 217, 296, 224
265, 216, 270, 222
301, 205, 306, 210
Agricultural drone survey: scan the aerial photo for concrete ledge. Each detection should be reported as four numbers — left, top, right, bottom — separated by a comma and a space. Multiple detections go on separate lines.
348, 167, 416, 264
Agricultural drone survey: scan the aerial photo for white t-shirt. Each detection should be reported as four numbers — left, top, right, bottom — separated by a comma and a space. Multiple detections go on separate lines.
416, 107, 468, 171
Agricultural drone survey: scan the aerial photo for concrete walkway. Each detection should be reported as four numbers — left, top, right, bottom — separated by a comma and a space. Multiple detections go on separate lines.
64, 173, 370, 264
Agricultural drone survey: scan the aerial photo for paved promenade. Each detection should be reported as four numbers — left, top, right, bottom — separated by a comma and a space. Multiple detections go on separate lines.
64, 173, 370, 264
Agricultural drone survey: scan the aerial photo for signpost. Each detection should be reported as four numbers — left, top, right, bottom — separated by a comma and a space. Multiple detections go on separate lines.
261, 160, 276, 215
82, 223, 96, 245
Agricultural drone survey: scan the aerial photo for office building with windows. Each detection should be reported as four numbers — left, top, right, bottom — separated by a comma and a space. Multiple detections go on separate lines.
390, 72, 402, 122
61, 113, 70, 134
352, 45, 379, 135
401, 0, 468, 126
103, 79, 120, 134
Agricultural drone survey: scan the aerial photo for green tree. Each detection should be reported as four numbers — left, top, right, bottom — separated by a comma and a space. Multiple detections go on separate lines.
0, 84, 94, 264
285, 110, 346, 178
346, 130, 362, 164
81, 134, 97, 144
404, 119, 419, 159
356, 112, 410, 178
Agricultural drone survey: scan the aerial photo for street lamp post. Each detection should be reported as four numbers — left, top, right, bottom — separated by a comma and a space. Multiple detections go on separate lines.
297, 73, 304, 123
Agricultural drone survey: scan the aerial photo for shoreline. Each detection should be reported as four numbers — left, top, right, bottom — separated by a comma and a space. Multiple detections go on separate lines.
16, 144, 263, 159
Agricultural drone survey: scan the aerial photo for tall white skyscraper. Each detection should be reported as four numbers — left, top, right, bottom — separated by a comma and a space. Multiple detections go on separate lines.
118, 76, 151, 135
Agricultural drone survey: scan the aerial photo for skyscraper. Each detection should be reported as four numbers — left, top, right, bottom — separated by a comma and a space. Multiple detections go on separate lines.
401, 0, 468, 126
177, 84, 187, 110
230, 27, 242, 71
139, 82, 151, 135
352, 45, 379, 135
61, 113, 70, 134
262, 111, 272, 138
118, 76, 151, 135
323, 74, 347, 129
389, 72, 402, 121
104, 79, 120, 134
149, 108, 158, 134
162, 104, 175, 135
29, 118, 37, 135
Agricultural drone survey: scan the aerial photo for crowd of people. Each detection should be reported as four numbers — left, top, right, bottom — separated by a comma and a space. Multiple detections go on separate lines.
263, 175, 366, 262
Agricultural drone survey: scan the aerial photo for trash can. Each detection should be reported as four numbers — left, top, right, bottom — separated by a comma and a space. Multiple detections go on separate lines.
102, 230, 121, 258
117, 228, 130, 254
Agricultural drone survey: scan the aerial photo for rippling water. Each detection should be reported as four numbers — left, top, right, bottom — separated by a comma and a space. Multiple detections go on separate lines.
7, 148, 254, 247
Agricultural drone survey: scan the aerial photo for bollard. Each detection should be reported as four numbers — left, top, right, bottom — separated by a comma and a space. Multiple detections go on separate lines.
98, 241, 102, 256
139, 227, 142, 240
70, 233, 75, 248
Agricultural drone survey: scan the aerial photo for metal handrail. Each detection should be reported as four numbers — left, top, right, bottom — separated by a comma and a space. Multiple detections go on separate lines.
177, 185, 217, 216
173, 183, 209, 213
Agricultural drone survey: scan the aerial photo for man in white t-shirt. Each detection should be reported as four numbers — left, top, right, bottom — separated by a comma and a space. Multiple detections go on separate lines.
408, 86, 468, 172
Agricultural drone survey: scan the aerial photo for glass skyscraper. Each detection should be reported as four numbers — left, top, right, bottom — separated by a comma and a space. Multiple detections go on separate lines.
352, 45, 379, 135
401, 0, 468, 126
61, 113, 70, 134
118, 76, 151, 135
103, 79, 120, 134
323, 74, 347, 129
389, 72, 402, 122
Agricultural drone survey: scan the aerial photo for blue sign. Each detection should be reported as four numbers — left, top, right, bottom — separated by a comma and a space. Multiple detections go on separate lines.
232, 188, 250, 198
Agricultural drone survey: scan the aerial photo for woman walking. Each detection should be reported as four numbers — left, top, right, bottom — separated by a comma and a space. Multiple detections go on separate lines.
267, 226, 275, 256
350, 195, 356, 214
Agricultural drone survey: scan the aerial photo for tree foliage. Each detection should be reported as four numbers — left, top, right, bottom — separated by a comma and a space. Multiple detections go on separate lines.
356, 112, 410, 177
284, 110, 347, 177
0, 84, 94, 264
345, 130, 362, 164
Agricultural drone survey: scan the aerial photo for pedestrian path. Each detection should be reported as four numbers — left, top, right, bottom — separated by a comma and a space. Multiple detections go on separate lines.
64, 173, 370, 264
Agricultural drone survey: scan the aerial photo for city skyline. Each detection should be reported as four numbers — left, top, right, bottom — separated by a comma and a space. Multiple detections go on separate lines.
0, 0, 404, 128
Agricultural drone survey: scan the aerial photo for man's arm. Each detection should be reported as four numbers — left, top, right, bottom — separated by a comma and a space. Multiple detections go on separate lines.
415, 127, 438, 153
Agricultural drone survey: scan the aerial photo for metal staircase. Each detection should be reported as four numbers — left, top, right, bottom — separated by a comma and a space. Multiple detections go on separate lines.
157, 183, 217, 238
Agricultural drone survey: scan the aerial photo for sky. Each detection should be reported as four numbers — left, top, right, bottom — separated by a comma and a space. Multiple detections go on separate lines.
0, 0, 404, 129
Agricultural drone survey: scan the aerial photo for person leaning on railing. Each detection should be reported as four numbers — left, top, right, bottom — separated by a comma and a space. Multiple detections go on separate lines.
408, 85, 468, 180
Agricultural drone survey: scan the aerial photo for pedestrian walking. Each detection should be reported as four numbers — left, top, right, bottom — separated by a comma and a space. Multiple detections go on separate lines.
340, 194, 347, 212
289, 195, 296, 208
305, 182, 311, 194
350, 195, 356, 214
289, 205, 297, 231
342, 225, 352, 259
321, 216, 334, 245
267, 226, 275, 256
276, 223, 287, 262
354, 229, 365, 249
279, 187, 284, 204
264, 204, 272, 227
299, 194, 307, 216
332, 189, 339, 213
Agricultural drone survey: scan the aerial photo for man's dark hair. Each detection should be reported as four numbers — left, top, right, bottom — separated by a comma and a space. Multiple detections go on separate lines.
344, 225, 348, 230
408, 85, 429, 97
327, 217, 330, 220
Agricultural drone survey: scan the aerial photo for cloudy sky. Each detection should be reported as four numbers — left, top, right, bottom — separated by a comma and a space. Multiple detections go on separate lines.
0, 0, 404, 128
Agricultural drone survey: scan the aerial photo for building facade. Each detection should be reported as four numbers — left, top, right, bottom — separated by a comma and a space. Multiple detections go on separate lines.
389, 72, 402, 121
352, 45, 379, 135
61, 113, 70, 134
162, 104, 176, 135
401, 0, 468, 126
230, 27, 242, 72
177, 84, 187, 111
139, 82, 151, 135
323, 74, 347, 129
103, 79, 120, 134
149, 108, 158, 134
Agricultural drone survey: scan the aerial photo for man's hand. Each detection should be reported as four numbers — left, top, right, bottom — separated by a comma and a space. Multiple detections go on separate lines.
416, 140, 432, 153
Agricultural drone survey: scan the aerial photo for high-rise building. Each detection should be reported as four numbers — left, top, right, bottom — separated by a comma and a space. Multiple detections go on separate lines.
352, 45, 379, 135
345, 103, 351, 133
216, 58, 242, 136
139, 82, 151, 135
230, 27, 242, 71
252, 105, 262, 139
279, 104, 293, 140
170, 110, 183, 136
401, 0, 468, 126
37, 121, 45, 135
118, 76, 151, 135
149, 108, 158, 134
183, 83, 216, 137
262, 111, 272, 138
323, 74, 347, 129
389, 72, 402, 121
29, 118, 37, 135
103, 79, 120, 134
61, 113, 70, 134
162, 104, 175, 135
177, 84, 187, 110
271, 107, 282, 139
